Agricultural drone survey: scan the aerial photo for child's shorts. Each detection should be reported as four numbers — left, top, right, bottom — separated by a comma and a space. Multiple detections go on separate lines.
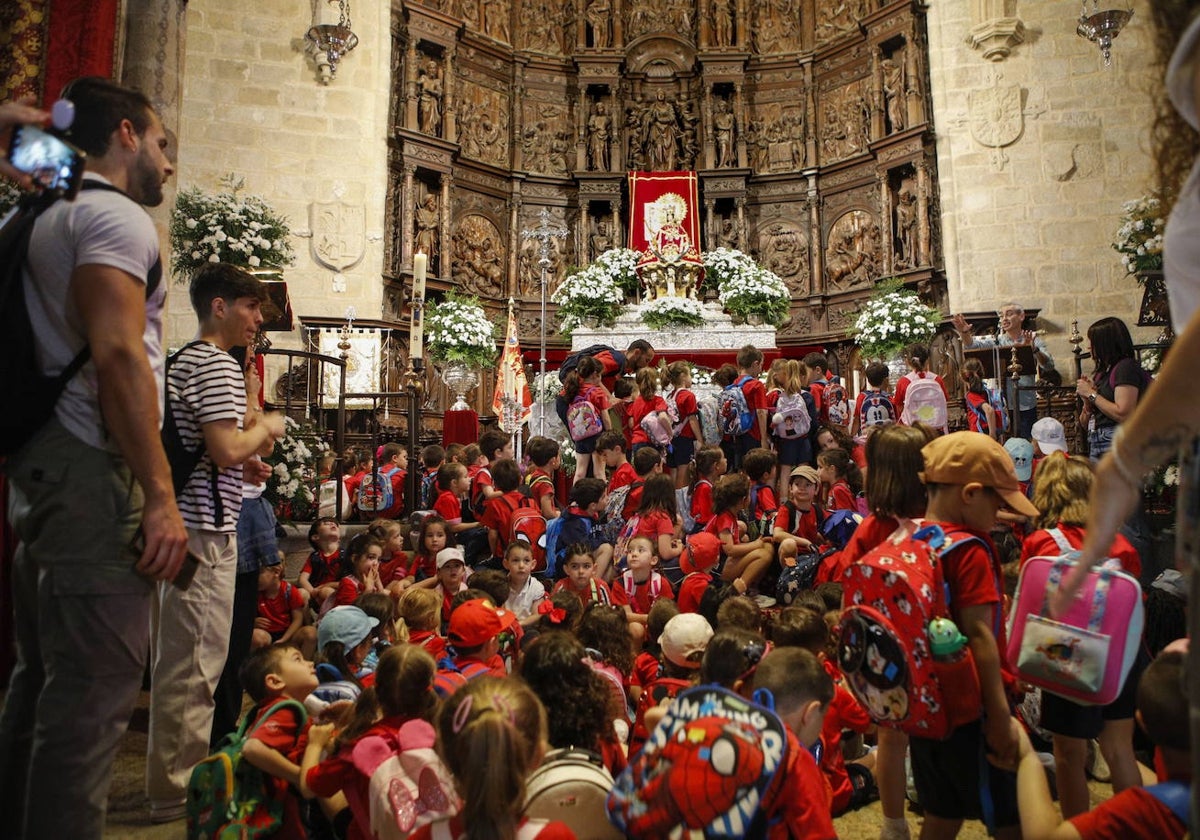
909, 719, 1019, 827
575, 433, 600, 455
665, 437, 694, 468
1040, 644, 1150, 738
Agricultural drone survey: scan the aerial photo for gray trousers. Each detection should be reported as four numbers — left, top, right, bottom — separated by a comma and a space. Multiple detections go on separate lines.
0, 420, 152, 839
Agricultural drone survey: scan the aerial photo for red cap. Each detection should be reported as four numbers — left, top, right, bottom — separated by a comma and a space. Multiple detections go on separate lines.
447, 598, 518, 648
679, 532, 722, 574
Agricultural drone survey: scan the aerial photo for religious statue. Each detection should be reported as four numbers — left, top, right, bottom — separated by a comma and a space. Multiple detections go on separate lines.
712, 0, 734, 47
590, 219, 612, 261
680, 100, 700, 169
588, 101, 611, 171
415, 194, 439, 264
481, 0, 510, 40
587, 0, 611, 48
417, 59, 443, 136
882, 58, 906, 134
645, 91, 680, 172
714, 98, 735, 168
718, 216, 739, 250
625, 100, 645, 169
895, 188, 918, 268
637, 192, 702, 300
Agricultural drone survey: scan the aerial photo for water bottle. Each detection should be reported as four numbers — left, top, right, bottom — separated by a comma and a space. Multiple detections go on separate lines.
927, 617, 981, 729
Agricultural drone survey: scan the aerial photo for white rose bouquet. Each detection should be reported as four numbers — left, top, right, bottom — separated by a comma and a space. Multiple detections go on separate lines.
1113, 195, 1164, 278
640, 296, 706, 330
853, 284, 941, 359
706, 247, 790, 324
426, 291, 498, 369
264, 416, 328, 521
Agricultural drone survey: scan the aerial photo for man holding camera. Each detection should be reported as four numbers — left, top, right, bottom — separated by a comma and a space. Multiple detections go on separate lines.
0, 79, 187, 839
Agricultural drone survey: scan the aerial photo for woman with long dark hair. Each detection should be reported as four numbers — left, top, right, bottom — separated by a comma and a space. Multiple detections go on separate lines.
1075, 317, 1144, 461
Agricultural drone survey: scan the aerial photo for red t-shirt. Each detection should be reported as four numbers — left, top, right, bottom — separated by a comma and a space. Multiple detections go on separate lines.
248, 700, 309, 840
470, 465, 494, 511
741, 376, 768, 441
380, 550, 412, 586
408, 629, 448, 661
434, 489, 462, 523
1020, 524, 1141, 580
302, 549, 342, 586
773, 503, 820, 545
825, 480, 856, 512
964, 390, 990, 434
894, 370, 948, 423
817, 514, 899, 585
611, 570, 675, 613
258, 581, 305, 634
704, 510, 739, 546
608, 462, 637, 492
334, 575, 368, 607
691, 479, 715, 528
927, 521, 1008, 665
1068, 784, 1188, 839
526, 468, 558, 516
622, 483, 645, 522
676, 571, 714, 614
631, 651, 660, 689
479, 490, 528, 558
668, 388, 699, 439
634, 509, 675, 543
551, 576, 614, 608
630, 395, 668, 445
750, 483, 778, 519
764, 729, 837, 840
344, 469, 367, 506
410, 817, 575, 840
808, 381, 827, 424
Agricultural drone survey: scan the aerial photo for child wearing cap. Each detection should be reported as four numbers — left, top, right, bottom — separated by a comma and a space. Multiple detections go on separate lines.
774, 465, 825, 564
630, 613, 713, 754
909, 431, 1040, 838
432, 547, 470, 624
253, 558, 317, 659
1003, 437, 1035, 498
1030, 416, 1067, 476
675, 532, 743, 615
446, 598, 518, 679
309, 605, 380, 714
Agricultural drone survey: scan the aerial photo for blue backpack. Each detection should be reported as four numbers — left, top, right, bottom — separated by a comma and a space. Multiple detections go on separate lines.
858, 391, 896, 429
542, 516, 566, 578
717, 376, 755, 437
968, 388, 1008, 435
358, 466, 399, 513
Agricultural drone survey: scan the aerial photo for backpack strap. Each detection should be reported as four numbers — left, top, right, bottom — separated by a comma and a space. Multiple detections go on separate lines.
244, 698, 308, 741
1146, 780, 1191, 826
1047, 527, 1075, 556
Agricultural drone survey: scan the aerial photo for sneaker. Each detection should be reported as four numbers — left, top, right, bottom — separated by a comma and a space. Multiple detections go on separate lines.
753, 593, 776, 609
149, 800, 187, 824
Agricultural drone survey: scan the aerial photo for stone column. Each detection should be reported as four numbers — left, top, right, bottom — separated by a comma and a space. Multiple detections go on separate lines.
578, 90, 590, 171
508, 192, 521, 297
577, 0, 588, 48
613, 195, 623, 248
879, 174, 894, 275
444, 47, 458, 143
916, 161, 931, 267
402, 163, 417, 266
703, 88, 715, 170
580, 203, 591, 260
807, 174, 823, 296
905, 40, 924, 128
612, 0, 624, 46
439, 172, 453, 278
734, 196, 746, 250
406, 40, 420, 131
734, 0, 747, 49
699, 0, 712, 47
704, 197, 716, 250
734, 83, 747, 169
870, 50, 885, 142
805, 68, 817, 169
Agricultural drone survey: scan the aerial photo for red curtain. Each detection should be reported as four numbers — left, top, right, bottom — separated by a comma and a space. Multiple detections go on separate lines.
627, 171, 702, 255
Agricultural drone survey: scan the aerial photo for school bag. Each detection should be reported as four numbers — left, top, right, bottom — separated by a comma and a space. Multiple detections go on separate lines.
771, 391, 812, 439
776, 548, 832, 606
717, 376, 755, 437
618, 569, 664, 605
558, 344, 623, 382
837, 523, 988, 740
899, 373, 948, 431
858, 391, 897, 429
820, 509, 863, 550
608, 683, 789, 839
509, 505, 549, 572
696, 393, 723, 445
640, 409, 674, 447
186, 699, 307, 839
629, 673, 693, 752
347, 718, 460, 840
663, 387, 688, 436
419, 469, 438, 511
825, 381, 852, 428
1006, 531, 1144, 705
432, 657, 492, 698
611, 514, 643, 572
358, 466, 400, 514
566, 387, 605, 442
525, 748, 622, 840
677, 486, 697, 534
746, 482, 777, 540
967, 387, 1008, 435
542, 514, 568, 578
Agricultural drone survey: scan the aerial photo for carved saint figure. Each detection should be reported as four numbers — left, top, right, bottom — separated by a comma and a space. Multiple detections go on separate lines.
882, 58, 905, 133
714, 98, 735, 168
415, 194, 439, 262
481, 0, 510, 40
625, 100, 645, 169
718, 217, 739, 250
712, 0, 734, 46
895, 188, 918, 268
645, 91, 679, 172
417, 59, 443, 136
588, 101, 611, 171
587, 0, 611, 48
590, 220, 612, 260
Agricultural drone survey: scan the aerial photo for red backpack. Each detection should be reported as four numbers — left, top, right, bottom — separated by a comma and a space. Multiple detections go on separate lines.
509, 505, 548, 572
836, 523, 986, 740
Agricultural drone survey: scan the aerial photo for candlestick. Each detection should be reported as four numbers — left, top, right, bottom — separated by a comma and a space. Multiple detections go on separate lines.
410, 251, 427, 360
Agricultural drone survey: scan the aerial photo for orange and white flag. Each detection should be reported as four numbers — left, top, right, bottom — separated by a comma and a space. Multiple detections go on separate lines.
493, 300, 532, 423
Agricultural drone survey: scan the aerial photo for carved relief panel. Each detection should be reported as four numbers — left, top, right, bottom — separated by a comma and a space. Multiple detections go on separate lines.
756, 219, 811, 296
452, 213, 507, 297
625, 0, 697, 43
522, 101, 574, 176
517, 206, 574, 297
520, 0, 568, 53
819, 79, 871, 164
824, 209, 880, 292
815, 0, 868, 46
752, 0, 801, 54
458, 82, 511, 167
745, 102, 806, 174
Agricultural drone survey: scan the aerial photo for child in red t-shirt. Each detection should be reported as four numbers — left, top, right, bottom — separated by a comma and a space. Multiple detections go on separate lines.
774, 465, 825, 564
663, 361, 702, 488
433, 462, 489, 565
632, 473, 683, 565
333, 532, 386, 608
470, 428, 515, 520
431, 547, 469, 623
551, 546, 615, 608
253, 561, 317, 659
299, 517, 342, 607
705, 473, 774, 590
629, 367, 671, 454
398, 586, 447, 661
239, 645, 319, 840
563, 356, 612, 484
744, 447, 780, 535
689, 445, 726, 532
675, 532, 734, 614
620, 446, 663, 522
612, 535, 675, 645
817, 447, 862, 513
601, 429, 636, 491
961, 358, 998, 439
524, 437, 561, 519
478, 458, 529, 561
365, 519, 410, 597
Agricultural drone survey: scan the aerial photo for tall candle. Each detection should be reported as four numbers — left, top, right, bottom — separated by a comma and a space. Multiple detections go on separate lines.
411, 251, 427, 360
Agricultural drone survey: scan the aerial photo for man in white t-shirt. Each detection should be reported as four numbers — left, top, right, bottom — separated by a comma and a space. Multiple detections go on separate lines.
145, 263, 285, 819
0, 78, 188, 839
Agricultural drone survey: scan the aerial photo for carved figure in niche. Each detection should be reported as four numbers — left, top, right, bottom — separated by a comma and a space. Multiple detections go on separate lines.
825, 210, 879, 290
667, 0, 693, 35
679, 100, 700, 169
645, 91, 680, 172
458, 0, 480, 27
745, 120, 769, 172
895, 187, 918, 269
590, 219, 612, 260
481, 0, 510, 40
588, 101, 611, 171
821, 105, 845, 162
549, 129, 571, 175
417, 59, 443, 136
754, 0, 800, 53
760, 222, 808, 293
718, 216, 739, 250
882, 58, 905, 134
518, 231, 564, 296
625, 99, 646, 169
714, 98, 735, 168
415, 193, 440, 265
453, 216, 506, 296
788, 110, 805, 168
712, 0, 734, 47
587, 0, 611, 48
525, 0, 563, 53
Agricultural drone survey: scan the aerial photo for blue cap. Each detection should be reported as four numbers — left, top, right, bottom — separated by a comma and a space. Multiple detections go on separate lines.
318, 605, 379, 651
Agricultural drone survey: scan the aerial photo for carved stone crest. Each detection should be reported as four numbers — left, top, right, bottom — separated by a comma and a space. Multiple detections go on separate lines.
968, 83, 1022, 148
310, 202, 366, 292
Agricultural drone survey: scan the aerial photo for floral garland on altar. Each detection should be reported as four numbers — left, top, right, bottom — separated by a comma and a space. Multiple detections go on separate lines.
705, 248, 790, 324
640, 296, 706, 330
551, 248, 637, 335
426, 291, 497, 369
853, 281, 941, 359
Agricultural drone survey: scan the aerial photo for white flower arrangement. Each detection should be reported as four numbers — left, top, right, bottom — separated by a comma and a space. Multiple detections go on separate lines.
264, 416, 328, 521
853, 284, 941, 359
707, 247, 791, 324
640, 296, 706, 330
426, 291, 497, 369
530, 372, 562, 404
1113, 196, 1164, 278
593, 247, 642, 295
551, 260, 626, 334
169, 174, 295, 281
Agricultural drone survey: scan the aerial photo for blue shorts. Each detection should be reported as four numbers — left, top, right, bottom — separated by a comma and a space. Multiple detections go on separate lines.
773, 435, 812, 467
666, 437, 695, 468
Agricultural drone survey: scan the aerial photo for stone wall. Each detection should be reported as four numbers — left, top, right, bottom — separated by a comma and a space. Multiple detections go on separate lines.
165, 0, 393, 349
925, 0, 1159, 367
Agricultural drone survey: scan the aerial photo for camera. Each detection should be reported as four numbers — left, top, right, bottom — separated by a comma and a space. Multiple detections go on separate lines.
7, 124, 85, 199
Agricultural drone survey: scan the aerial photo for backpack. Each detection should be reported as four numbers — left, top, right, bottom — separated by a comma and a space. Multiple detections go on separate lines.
717, 376, 755, 437
820, 509, 863, 550
746, 483, 777, 541
619, 569, 664, 605
542, 515, 567, 578
359, 466, 400, 514
609, 683, 788, 839
1, 183, 162, 458
566, 388, 605, 442
837, 523, 987, 740
601, 480, 641, 529
510, 505, 549, 571
663, 387, 683, 432
771, 391, 812, 439
967, 387, 1008, 435
186, 699, 307, 839
676, 486, 696, 534
348, 719, 460, 840
611, 514, 644, 572
163, 342, 226, 529
825, 381, 851, 428
559, 344, 623, 382
858, 391, 897, 429
525, 748, 622, 840
419, 469, 438, 511
640, 409, 674, 447
433, 657, 492, 698
696, 393, 723, 445
900, 373, 948, 430
777, 549, 828, 606
629, 674, 694, 752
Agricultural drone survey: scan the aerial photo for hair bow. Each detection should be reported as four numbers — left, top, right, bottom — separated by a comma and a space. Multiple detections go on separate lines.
537, 601, 567, 624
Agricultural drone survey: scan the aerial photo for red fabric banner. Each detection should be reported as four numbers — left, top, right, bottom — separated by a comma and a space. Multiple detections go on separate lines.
627, 171, 702, 258
44, 0, 120, 105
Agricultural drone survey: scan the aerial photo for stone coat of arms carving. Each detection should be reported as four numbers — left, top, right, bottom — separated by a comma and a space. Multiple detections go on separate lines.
310, 201, 366, 273
968, 83, 1022, 149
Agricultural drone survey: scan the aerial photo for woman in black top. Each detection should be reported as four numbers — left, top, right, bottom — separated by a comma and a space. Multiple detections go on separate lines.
1076, 317, 1145, 461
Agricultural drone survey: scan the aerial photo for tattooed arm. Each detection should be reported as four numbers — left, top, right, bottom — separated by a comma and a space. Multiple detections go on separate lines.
1051, 310, 1200, 615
